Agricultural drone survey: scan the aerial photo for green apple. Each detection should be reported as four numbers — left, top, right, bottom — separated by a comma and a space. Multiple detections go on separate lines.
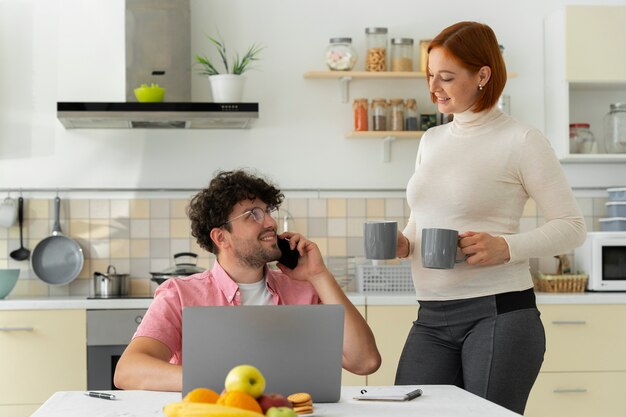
224, 364, 266, 398
266, 407, 298, 417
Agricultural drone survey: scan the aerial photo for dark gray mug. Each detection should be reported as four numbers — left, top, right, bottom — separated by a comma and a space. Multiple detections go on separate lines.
364, 221, 398, 260
421, 228, 467, 269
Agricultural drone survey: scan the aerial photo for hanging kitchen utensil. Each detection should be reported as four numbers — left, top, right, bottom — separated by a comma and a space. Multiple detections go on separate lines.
10, 197, 30, 261
31, 196, 84, 285
150, 252, 205, 285
0, 195, 17, 228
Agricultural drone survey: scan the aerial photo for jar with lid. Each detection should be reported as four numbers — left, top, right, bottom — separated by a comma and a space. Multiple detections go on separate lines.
325, 37, 357, 71
365, 27, 388, 72
371, 98, 388, 131
353, 98, 369, 132
389, 99, 405, 131
418, 39, 431, 73
405, 99, 418, 131
603, 103, 626, 153
569, 123, 596, 154
390, 38, 414, 72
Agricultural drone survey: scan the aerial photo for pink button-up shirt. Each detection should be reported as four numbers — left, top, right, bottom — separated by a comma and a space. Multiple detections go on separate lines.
133, 260, 320, 364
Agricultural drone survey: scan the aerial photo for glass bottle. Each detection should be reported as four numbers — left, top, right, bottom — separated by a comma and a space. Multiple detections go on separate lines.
371, 98, 388, 131
405, 99, 418, 131
325, 37, 357, 71
389, 98, 405, 131
569, 123, 596, 154
353, 98, 369, 132
365, 27, 388, 72
604, 103, 626, 153
390, 38, 414, 72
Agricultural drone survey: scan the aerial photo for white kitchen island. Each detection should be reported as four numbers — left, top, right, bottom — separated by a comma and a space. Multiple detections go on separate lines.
31, 386, 519, 417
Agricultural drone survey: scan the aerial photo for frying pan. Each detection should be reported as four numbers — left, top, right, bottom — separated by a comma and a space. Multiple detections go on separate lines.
31, 197, 84, 285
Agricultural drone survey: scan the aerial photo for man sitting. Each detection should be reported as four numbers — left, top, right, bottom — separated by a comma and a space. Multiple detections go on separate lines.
114, 169, 381, 391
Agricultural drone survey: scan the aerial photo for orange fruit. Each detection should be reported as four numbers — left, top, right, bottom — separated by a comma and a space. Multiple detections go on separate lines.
183, 387, 220, 403
217, 391, 263, 414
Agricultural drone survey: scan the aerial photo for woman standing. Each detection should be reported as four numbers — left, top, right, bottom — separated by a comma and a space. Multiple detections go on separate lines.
394, 21, 586, 414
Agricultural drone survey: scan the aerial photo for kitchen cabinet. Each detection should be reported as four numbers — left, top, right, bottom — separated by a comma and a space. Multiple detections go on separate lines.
0, 310, 86, 417
544, 5, 626, 162
525, 304, 626, 417
364, 305, 417, 386
341, 305, 367, 386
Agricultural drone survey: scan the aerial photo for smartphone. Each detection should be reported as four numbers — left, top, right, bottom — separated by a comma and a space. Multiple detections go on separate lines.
277, 237, 300, 269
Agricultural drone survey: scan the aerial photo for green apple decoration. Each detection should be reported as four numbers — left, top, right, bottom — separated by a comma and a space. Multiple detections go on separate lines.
224, 364, 266, 399
266, 407, 298, 417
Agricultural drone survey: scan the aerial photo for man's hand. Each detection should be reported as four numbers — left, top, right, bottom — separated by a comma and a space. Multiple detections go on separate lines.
458, 231, 511, 266
275, 232, 329, 281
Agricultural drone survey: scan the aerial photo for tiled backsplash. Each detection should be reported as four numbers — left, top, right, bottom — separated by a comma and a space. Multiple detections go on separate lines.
0, 194, 608, 297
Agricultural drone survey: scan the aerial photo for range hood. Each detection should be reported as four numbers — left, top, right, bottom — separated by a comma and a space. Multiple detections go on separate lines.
57, 102, 258, 129
57, 0, 258, 129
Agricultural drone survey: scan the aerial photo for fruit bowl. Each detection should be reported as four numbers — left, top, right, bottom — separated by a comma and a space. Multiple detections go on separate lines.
0, 269, 20, 299
134, 83, 166, 103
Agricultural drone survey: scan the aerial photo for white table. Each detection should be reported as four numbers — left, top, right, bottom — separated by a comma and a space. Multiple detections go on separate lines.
31, 386, 520, 417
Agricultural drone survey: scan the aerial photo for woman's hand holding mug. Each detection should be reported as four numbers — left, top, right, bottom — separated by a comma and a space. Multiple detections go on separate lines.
458, 231, 511, 266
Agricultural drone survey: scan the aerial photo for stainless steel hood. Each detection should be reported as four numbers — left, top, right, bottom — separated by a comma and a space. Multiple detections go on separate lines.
56, 0, 258, 129
57, 102, 258, 129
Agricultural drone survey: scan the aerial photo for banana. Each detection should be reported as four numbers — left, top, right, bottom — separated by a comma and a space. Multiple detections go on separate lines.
163, 401, 265, 417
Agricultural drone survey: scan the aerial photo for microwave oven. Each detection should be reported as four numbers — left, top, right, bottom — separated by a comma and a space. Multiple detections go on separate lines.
575, 232, 626, 291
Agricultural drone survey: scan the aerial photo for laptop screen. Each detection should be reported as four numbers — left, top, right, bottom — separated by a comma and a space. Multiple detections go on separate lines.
182, 304, 344, 402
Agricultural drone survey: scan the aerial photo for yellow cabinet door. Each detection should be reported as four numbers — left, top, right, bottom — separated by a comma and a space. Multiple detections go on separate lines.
525, 371, 626, 417
341, 305, 367, 386
0, 404, 41, 417
366, 305, 417, 386
538, 304, 626, 372
566, 6, 626, 82
0, 310, 86, 408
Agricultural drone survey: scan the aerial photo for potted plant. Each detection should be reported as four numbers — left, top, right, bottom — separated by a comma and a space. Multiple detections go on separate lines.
195, 35, 263, 102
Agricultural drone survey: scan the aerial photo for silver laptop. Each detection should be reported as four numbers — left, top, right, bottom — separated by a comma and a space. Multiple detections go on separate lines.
182, 304, 344, 402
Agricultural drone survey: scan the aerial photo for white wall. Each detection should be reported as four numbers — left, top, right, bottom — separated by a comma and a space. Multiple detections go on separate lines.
1, 0, 625, 191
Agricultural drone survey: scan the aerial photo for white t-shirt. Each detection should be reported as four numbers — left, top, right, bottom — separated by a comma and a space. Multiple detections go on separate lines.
404, 107, 586, 300
238, 278, 273, 305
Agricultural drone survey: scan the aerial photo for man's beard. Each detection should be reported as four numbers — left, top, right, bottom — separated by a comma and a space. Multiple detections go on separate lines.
232, 235, 282, 269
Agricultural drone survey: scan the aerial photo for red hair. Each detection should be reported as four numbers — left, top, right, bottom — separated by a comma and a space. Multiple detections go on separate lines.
427, 21, 506, 112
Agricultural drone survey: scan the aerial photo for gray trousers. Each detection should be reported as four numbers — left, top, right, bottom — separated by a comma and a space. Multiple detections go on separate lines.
395, 289, 545, 415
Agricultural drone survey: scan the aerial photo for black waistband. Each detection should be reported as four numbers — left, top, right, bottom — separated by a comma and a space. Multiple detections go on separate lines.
495, 288, 537, 314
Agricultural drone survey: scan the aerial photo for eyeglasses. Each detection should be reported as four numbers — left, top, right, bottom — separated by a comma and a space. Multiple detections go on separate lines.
221, 205, 278, 227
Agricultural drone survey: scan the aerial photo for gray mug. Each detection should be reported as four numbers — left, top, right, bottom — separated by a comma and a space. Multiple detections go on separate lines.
364, 221, 398, 260
421, 228, 467, 269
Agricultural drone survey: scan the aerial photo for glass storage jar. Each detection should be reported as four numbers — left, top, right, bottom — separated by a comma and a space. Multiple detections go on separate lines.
353, 98, 369, 132
371, 98, 388, 131
569, 123, 596, 154
405, 99, 418, 131
389, 98, 405, 131
603, 103, 626, 153
365, 27, 388, 72
325, 37, 357, 71
390, 38, 414, 71
419, 39, 431, 73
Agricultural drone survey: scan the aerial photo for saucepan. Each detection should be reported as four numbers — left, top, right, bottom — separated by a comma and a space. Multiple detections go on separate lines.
31, 197, 84, 286
93, 265, 130, 298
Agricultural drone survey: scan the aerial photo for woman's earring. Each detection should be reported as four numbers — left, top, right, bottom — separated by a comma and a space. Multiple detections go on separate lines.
478, 84, 484, 91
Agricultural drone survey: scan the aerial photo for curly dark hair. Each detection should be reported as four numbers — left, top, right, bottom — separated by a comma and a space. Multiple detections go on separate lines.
188, 169, 284, 254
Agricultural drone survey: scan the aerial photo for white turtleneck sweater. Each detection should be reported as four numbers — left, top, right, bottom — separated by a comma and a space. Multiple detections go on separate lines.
404, 107, 586, 300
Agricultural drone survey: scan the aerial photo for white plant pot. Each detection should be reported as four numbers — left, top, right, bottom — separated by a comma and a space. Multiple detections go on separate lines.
208, 74, 246, 102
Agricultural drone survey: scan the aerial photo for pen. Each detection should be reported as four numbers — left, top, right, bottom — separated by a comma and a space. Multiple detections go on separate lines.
85, 391, 116, 400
